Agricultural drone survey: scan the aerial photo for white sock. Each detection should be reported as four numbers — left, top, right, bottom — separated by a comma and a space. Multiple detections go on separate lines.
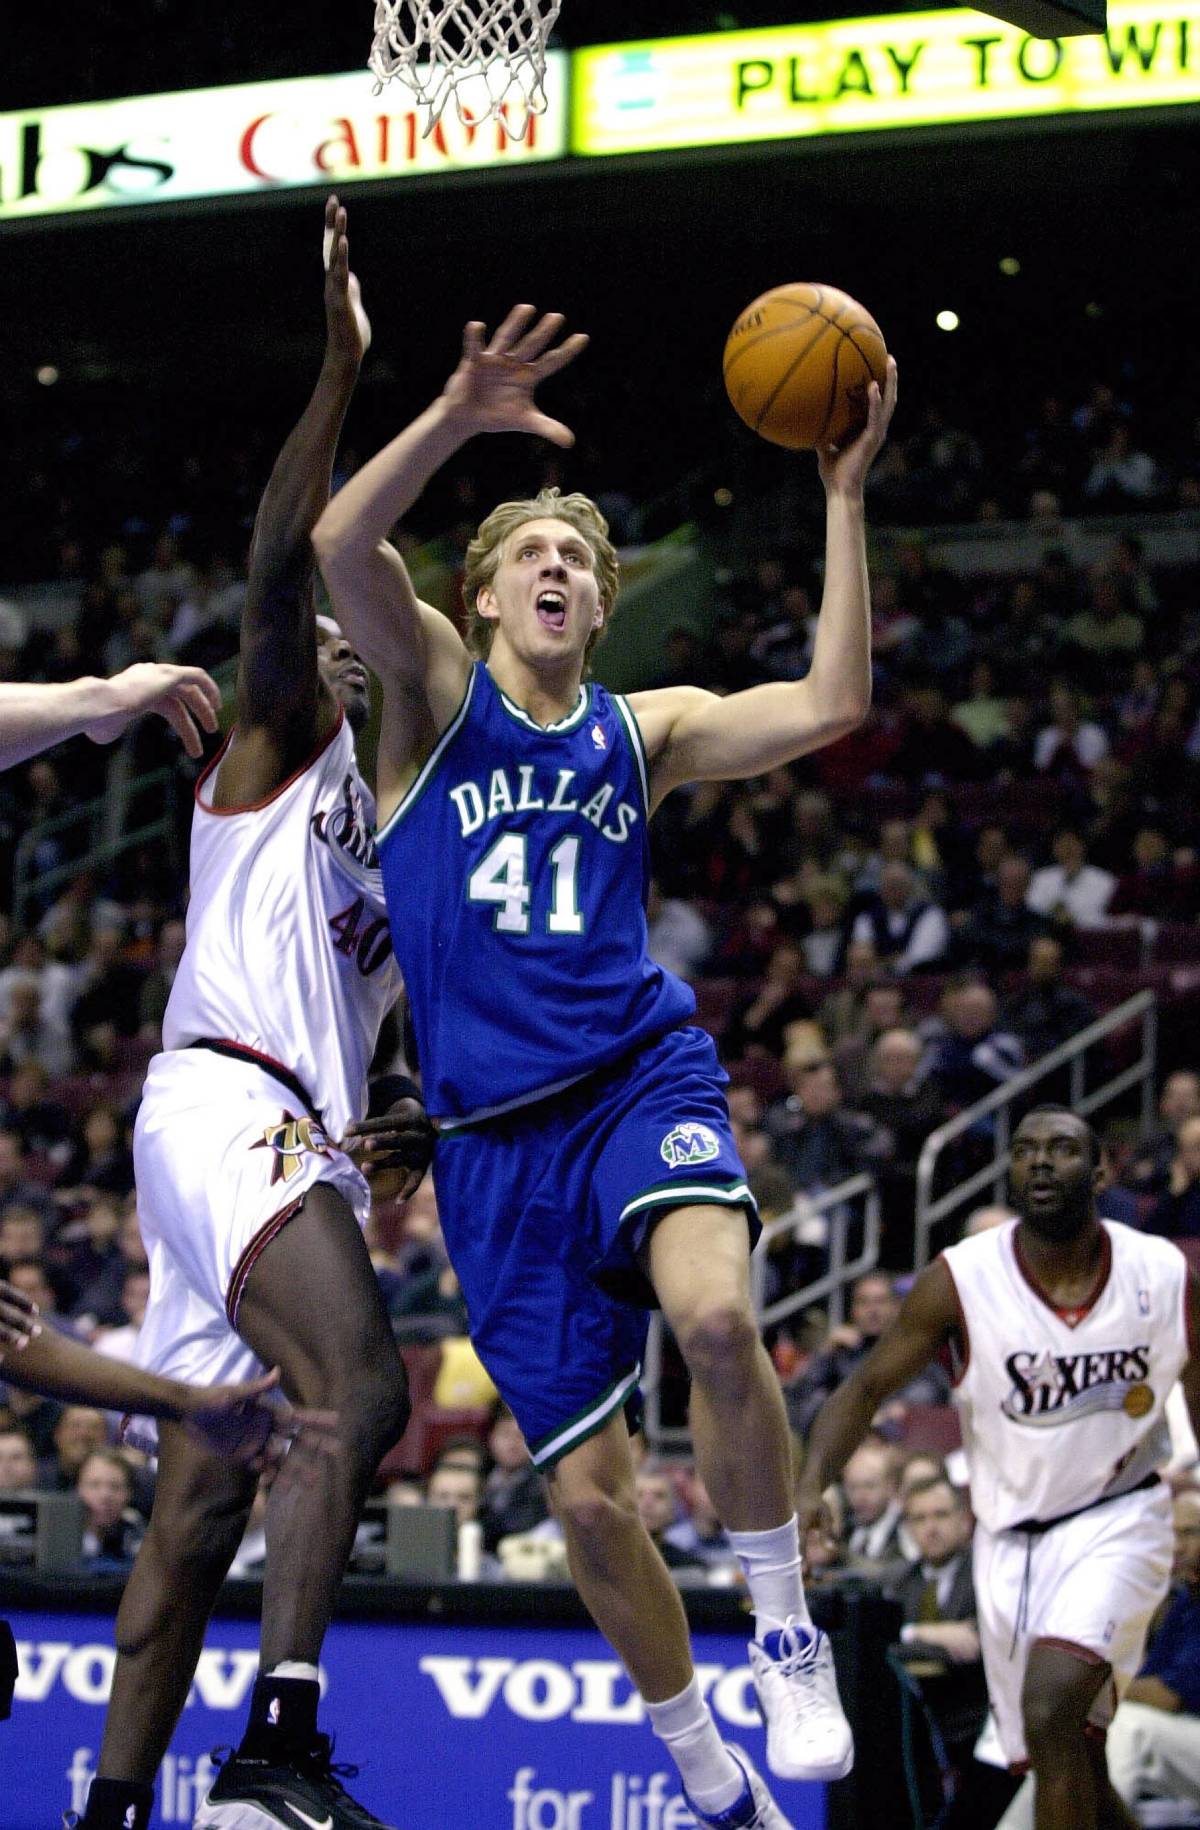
266, 1660, 320, 1683
646, 1677, 746, 1814
726, 1516, 811, 1639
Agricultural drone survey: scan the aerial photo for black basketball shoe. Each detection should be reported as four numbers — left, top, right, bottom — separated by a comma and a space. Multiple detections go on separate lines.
194, 1735, 397, 1830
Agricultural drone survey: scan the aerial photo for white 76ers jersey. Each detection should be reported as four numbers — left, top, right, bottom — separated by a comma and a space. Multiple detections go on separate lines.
162, 713, 401, 1141
941, 1219, 1191, 1532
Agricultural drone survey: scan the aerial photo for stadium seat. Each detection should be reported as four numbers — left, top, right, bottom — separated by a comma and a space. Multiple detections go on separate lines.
691, 977, 744, 1044
1151, 923, 1200, 965
1069, 926, 1145, 969
895, 1404, 962, 1457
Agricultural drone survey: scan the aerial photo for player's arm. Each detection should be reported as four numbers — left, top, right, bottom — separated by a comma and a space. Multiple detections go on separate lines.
0, 666, 220, 770
216, 196, 371, 807
313, 305, 587, 816
796, 1257, 959, 1526
0, 1306, 336, 1468
628, 361, 897, 810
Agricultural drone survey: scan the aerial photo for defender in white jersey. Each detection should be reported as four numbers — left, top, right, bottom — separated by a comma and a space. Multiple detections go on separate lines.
798, 1106, 1200, 1830
77, 201, 430, 1830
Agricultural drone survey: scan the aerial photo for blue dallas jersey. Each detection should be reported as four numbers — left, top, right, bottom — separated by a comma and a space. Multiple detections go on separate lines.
377, 662, 696, 1122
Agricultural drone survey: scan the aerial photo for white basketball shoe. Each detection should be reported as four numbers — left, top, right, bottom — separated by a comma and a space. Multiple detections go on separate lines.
748, 1618, 855, 1782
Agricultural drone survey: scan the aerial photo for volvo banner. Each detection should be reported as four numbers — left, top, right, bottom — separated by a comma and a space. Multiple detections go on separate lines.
0, 1611, 827, 1830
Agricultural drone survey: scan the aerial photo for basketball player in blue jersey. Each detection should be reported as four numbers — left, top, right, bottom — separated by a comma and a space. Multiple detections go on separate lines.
315, 305, 897, 1830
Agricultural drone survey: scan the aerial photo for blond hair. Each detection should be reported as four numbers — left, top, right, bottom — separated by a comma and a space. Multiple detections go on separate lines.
461, 488, 620, 667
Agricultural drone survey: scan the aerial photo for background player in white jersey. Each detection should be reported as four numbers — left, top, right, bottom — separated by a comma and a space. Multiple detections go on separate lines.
314, 307, 896, 1829
796, 1105, 1200, 1830
76, 200, 431, 1830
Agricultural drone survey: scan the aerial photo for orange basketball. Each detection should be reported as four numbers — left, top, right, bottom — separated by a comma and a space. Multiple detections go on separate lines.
723, 282, 888, 451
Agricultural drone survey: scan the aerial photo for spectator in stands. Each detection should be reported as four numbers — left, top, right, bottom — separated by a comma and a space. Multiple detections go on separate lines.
0, 1061, 73, 1162
798, 878, 850, 979
426, 1460, 489, 1554
1083, 422, 1161, 507
817, 938, 881, 1048
926, 980, 1024, 1112
71, 1202, 148, 1329
0, 972, 76, 1079
785, 1273, 950, 1439
134, 532, 195, 623
890, 1477, 993, 1828
849, 861, 951, 977
0, 1207, 48, 1272
93, 1266, 150, 1365
60, 1102, 134, 1200
842, 1438, 907, 1574
833, 977, 913, 1101
1111, 826, 1200, 922
0, 1129, 57, 1232
723, 938, 815, 1060
1145, 1116, 1200, 1239
1001, 935, 1097, 1063
1026, 827, 1116, 930
890, 1477, 979, 1661
727, 1087, 773, 1177
40, 1404, 109, 1492
635, 1466, 705, 1573
69, 926, 145, 1069
951, 659, 1011, 754
664, 1471, 735, 1573
765, 1055, 892, 1196
1034, 685, 1110, 780
0, 1424, 37, 1493
860, 1029, 948, 1263
954, 853, 1047, 974
136, 917, 187, 1042
77, 1448, 145, 1567
887, 686, 982, 786
1062, 575, 1145, 688
1127, 1071, 1200, 1197
478, 1408, 549, 1553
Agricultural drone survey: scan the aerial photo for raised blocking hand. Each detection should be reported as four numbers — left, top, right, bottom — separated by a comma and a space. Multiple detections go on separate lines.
441, 303, 589, 448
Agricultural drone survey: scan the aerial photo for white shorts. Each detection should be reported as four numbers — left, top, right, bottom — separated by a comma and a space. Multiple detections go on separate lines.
132, 1048, 370, 1401
974, 1480, 1173, 1769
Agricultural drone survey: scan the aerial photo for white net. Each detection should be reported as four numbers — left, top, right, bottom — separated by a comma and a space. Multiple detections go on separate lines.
369, 0, 563, 141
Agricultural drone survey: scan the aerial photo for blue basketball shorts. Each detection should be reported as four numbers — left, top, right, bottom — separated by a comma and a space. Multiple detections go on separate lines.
432, 1025, 758, 1470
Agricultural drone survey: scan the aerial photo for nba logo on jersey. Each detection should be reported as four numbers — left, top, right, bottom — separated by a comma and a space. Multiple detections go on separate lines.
1138, 1288, 1151, 1314
660, 1122, 720, 1168
268, 1695, 281, 1726
590, 722, 607, 750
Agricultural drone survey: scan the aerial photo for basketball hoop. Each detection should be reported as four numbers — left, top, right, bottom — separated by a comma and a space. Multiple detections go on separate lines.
369, 0, 563, 142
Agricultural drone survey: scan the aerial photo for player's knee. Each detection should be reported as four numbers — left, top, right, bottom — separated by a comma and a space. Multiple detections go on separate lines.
342, 1352, 411, 1458
555, 1480, 637, 1554
1023, 1684, 1084, 1764
675, 1296, 760, 1381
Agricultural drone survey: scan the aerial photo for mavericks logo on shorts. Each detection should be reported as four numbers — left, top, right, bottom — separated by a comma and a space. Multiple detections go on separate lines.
252, 1111, 333, 1186
660, 1122, 721, 1170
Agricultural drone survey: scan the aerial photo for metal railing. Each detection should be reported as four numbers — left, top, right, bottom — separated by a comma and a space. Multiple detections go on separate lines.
914, 990, 1158, 1269
12, 766, 180, 929
642, 1173, 881, 1454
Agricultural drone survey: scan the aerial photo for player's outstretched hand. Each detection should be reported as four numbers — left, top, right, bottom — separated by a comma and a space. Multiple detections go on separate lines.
341, 1093, 436, 1198
182, 1367, 340, 1478
323, 194, 372, 365
84, 662, 221, 759
441, 304, 589, 448
0, 1280, 42, 1351
817, 355, 899, 496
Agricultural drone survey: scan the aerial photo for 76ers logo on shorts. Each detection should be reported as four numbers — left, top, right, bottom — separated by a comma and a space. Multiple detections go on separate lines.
660, 1122, 720, 1169
252, 1111, 332, 1185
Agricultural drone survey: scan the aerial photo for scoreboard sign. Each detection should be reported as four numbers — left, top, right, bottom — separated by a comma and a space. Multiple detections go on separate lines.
572, 0, 1200, 156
